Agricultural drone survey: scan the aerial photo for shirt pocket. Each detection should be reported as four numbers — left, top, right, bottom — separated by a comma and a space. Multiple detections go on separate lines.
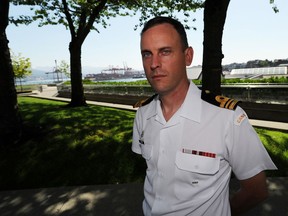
174, 151, 220, 201
140, 143, 153, 160
175, 151, 220, 174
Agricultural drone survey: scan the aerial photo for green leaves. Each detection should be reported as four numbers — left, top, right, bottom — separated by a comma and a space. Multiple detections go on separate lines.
270, 0, 279, 13
11, 52, 32, 79
132, 0, 204, 30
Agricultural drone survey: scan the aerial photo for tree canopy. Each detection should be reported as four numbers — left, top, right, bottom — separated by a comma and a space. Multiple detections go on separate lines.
9, 0, 136, 106
9, 0, 203, 106
12, 52, 32, 80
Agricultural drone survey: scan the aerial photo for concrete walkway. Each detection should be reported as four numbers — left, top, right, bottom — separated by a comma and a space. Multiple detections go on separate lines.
1, 178, 287, 216
0, 183, 144, 216
4, 85, 286, 216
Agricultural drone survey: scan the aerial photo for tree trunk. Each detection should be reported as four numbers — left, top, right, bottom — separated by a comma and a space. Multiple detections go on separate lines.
0, 0, 22, 146
201, 0, 230, 95
68, 39, 87, 107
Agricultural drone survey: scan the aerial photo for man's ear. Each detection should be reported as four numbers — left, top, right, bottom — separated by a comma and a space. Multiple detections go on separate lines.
185, 47, 194, 66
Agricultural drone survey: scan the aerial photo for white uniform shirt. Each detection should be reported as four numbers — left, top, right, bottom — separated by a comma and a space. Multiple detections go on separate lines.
132, 82, 277, 216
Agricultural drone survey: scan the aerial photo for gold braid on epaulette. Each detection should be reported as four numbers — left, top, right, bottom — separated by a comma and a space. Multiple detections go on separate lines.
133, 94, 158, 108
215, 95, 240, 110
201, 90, 240, 110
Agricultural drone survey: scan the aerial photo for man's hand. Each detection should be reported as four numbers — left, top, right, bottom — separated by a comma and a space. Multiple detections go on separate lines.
230, 171, 268, 215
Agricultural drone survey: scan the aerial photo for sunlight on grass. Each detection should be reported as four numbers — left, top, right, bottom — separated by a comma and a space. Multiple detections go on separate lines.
0, 96, 144, 190
255, 128, 288, 176
256, 129, 288, 158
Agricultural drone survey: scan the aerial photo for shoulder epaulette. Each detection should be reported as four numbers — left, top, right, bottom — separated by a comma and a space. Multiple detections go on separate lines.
133, 94, 158, 108
201, 90, 240, 110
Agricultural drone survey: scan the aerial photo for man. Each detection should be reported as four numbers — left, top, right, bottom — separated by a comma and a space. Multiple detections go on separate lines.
132, 16, 277, 216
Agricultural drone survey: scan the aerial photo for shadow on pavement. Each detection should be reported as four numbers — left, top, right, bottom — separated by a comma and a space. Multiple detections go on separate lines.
0, 183, 144, 216
1, 178, 288, 215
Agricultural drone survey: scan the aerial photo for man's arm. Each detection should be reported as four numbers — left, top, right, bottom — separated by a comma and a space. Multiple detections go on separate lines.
230, 171, 268, 216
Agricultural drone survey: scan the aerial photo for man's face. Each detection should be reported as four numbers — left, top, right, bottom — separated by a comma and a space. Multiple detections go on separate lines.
140, 23, 193, 96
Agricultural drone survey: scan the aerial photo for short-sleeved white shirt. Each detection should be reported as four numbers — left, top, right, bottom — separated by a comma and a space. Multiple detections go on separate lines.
132, 82, 277, 216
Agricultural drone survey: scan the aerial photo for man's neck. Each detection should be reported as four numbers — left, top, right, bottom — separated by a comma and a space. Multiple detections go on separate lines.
160, 80, 190, 121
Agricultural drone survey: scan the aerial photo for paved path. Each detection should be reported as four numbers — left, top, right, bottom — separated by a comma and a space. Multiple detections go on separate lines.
1, 178, 287, 216
0, 183, 144, 216
5, 86, 286, 215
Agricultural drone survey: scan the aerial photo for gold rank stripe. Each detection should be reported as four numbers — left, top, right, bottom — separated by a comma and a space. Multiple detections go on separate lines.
228, 99, 239, 110
224, 98, 238, 110
216, 95, 239, 110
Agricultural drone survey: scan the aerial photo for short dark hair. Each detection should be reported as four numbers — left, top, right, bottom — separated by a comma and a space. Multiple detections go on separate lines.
141, 16, 189, 50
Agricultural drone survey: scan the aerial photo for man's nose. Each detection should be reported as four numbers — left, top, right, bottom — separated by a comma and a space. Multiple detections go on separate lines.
150, 55, 161, 70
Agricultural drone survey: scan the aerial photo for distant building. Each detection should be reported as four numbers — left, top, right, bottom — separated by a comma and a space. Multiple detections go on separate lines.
187, 66, 226, 80
230, 66, 287, 75
226, 66, 288, 79
187, 66, 202, 80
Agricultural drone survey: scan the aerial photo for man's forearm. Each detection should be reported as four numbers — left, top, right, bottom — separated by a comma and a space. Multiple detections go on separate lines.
230, 183, 268, 215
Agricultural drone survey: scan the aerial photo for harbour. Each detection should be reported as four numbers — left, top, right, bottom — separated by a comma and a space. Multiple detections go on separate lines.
84, 65, 145, 81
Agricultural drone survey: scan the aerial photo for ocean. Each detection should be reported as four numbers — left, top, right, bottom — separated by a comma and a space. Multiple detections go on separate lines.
17, 77, 147, 86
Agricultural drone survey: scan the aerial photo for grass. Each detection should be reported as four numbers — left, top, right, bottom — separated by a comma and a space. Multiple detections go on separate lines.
0, 97, 287, 190
0, 97, 146, 190
256, 128, 288, 177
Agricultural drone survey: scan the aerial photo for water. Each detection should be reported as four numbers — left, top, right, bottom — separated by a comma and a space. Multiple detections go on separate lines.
16, 79, 70, 86
16, 77, 147, 86
96, 77, 147, 82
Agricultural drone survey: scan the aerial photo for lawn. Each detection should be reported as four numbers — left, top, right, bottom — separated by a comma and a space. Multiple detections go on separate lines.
0, 97, 145, 190
0, 97, 287, 190
256, 128, 288, 177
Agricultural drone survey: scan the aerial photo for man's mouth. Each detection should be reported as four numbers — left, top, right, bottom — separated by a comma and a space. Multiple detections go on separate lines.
152, 74, 166, 80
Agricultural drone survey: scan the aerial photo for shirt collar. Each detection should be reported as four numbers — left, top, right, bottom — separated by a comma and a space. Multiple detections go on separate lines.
144, 94, 159, 119
180, 82, 202, 123
145, 82, 202, 123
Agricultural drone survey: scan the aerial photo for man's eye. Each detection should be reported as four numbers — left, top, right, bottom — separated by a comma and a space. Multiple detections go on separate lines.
161, 49, 171, 56
142, 52, 151, 58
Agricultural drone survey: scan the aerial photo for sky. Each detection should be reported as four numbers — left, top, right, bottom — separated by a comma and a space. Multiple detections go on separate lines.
7, 0, 288, 74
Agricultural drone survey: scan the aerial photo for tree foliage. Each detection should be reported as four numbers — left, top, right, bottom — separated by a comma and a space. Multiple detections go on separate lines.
270, 0, 279, 13
9, 0, 204, 106
58, 60, 70, 78
133, 0, 204, 30
10, 0, 141, 45
11, 52, 32, 79
10, 0, 141, 106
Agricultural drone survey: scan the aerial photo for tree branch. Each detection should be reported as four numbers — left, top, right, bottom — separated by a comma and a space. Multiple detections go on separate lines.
80, 0, 108, 43
62, 0, 76, 38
